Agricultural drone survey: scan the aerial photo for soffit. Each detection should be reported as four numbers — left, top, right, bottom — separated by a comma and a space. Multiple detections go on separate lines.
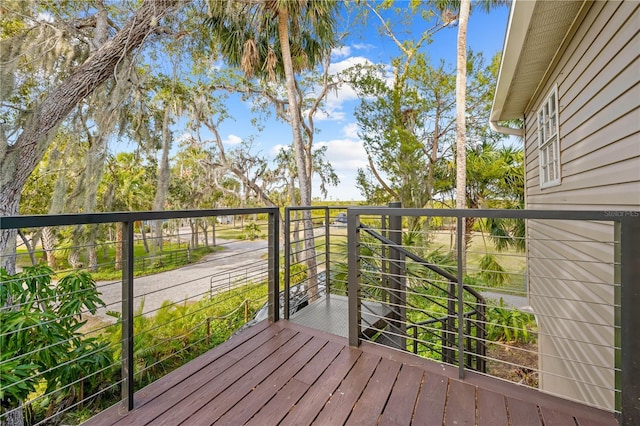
493, 1, 585, 121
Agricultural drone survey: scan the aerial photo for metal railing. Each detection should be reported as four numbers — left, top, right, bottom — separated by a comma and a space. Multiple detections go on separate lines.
0, 208, 279, 425
2, 206, 638, 425
359, 223, 486, 372
345, 207, 639, 423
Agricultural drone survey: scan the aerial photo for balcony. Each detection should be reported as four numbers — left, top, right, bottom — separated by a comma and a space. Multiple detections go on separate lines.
1, 207, 637, 425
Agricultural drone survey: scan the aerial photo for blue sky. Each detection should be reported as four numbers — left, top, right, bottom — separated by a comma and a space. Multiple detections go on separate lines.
190, 3, 512, 202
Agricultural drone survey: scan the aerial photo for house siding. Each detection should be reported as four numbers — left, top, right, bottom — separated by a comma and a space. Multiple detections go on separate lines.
523, 0, 639, 411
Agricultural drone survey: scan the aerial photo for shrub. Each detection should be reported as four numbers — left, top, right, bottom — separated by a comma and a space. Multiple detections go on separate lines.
485, 298, 536, 344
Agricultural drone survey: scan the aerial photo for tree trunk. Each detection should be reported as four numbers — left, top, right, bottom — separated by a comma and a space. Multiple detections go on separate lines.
152, 107, 173, 253
3, 407, 24, 426
277, 8, 318, 301
0, 195, 19, 274
87, 225, 99, 272
17, 229, 36, 266
0, 0, 180, 272
140, 222, 150, 253
115, 222, 123, 271
455, 0, 470, 270
42, 227, 58, 269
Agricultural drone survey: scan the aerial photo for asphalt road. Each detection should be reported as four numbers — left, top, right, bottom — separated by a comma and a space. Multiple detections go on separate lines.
92, 238, 269, 322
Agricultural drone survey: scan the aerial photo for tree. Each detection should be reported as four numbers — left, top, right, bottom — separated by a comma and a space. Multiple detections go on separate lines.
349, 57, 456, 225
434, 0, 509, 267
100, 152, 157, 267
205, 0, 339, 300
344, 2, 456, 229
0, 0, 182, 274
455, 0, 471, 212
349, 49, 501, 232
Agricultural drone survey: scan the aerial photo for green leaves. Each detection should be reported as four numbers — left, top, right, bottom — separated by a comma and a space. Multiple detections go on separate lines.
0, 266, 111, 411
485, 298, 536, 344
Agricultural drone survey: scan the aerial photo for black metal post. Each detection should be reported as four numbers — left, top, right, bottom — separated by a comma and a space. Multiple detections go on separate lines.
283, 209, 290, 320
325, 207, 331, 297
381, 213, 389, 303
268, 210, 280, 322
347, 209, 361, 347
618, 217, 640, 426
388, 202, 406, 351
456, 215, 465, 379
121, 220, 135, 410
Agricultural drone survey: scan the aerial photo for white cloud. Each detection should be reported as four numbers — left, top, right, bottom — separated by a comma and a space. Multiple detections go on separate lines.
315, 138, 367, 172
312, 138, 367, 201
328, 56, 372, 75
269, 143, 289, 157
312, 108, 346, 122
332, 46, 351, 58
223, 134, 242, 145
352, 42, 375, 51
176, 132, 194, 144
342, 123, 360, 139
36, 12, 54, 23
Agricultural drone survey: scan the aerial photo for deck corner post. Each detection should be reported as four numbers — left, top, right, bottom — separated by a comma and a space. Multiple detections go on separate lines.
325, 207, 331, 296
121, 219, 135, 411
269, 209, 280, 323
617, 217, 640, 426
456, 215, 465, 380
387, 201, 406, 351
348, 209, 361, 346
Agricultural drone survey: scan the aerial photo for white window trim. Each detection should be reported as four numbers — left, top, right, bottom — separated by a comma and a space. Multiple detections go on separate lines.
537, 85, 561, 188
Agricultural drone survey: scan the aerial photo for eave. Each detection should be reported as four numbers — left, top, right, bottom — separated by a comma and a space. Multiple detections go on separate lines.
489, 0, 589, 135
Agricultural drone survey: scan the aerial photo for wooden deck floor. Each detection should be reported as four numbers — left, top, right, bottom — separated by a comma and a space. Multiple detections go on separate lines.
84, 320, 617, 426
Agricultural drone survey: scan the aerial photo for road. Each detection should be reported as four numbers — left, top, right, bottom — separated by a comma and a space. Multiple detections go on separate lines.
92, 237, 269, 322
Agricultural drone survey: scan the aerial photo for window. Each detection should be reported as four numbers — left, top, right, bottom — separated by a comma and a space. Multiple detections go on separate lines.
537, 86, 561, 188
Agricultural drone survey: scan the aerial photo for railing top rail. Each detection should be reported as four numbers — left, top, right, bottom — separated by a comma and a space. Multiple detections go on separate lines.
0, 207, 280, 230
347, 207, 640, 223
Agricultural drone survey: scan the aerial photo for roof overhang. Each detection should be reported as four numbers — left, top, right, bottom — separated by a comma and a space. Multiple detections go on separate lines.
489, 0, 589, 136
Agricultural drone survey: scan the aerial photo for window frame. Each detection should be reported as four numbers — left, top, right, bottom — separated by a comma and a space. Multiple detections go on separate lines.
537, 85, 561, 188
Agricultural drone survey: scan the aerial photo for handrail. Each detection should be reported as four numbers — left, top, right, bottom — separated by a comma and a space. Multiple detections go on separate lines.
359, 224, 486, 304
357, 221, 486, 373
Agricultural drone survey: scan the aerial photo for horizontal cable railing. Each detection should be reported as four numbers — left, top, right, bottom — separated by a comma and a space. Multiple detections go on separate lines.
2, 206, 637, 423
0, 208, 279, 425
345, 207, 638, 418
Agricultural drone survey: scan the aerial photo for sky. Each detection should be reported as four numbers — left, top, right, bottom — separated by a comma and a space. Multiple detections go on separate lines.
188, 3, 512, 202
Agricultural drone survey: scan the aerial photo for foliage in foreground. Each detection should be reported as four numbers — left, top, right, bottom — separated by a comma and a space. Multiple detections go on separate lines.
1, 266, 112, 420
0, 265, 268, 425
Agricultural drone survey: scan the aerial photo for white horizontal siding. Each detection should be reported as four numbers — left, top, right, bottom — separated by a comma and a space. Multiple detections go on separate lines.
522, 0, 639, 411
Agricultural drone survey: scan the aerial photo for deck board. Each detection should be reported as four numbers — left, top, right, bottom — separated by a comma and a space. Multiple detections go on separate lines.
412, 373, 448, 425
83, 320, 619, 426
182, 332, 312, 425
539, 406, 578, 426
345, 358, 401, 425
154, 328, 299, 425
313, 352, 381, 425
443, 380, 476, 426
506, 396, 543, 426
279, 346, 361, 426
378, 364, 424, 426
215, 337, 326, 425
476, 389, 508, 426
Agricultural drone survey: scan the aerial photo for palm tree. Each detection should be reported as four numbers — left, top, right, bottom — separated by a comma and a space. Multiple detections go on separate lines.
435, 0, 510, 213
434, 0, 508, 269
205, 0, 338, 300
